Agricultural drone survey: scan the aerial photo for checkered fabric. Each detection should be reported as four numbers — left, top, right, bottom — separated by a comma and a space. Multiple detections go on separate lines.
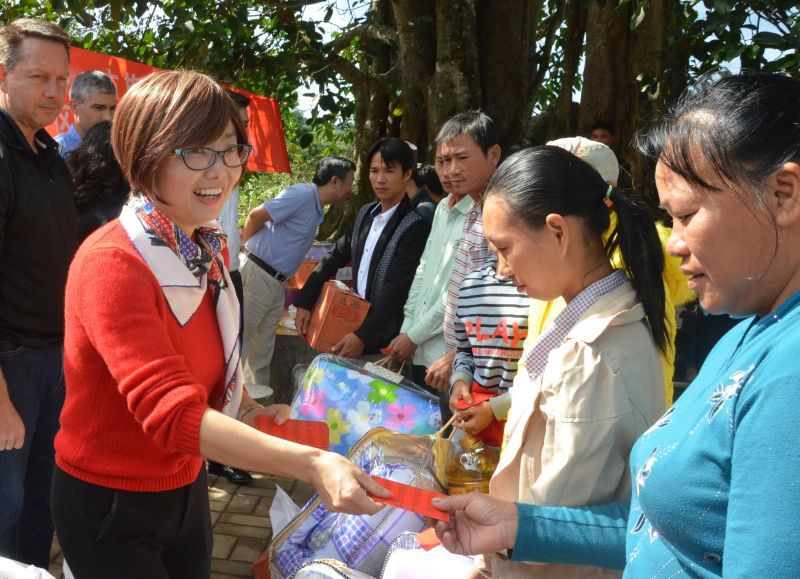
443, 202, 494, 348
523, 269, 628, 383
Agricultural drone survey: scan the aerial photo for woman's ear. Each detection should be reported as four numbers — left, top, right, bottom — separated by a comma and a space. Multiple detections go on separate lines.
767, 161, 800, 228
544, 213, 569, 256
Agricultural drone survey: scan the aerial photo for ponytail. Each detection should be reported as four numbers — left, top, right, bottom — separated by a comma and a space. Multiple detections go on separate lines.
486, 146, 668, 353
604, 189, 668, 353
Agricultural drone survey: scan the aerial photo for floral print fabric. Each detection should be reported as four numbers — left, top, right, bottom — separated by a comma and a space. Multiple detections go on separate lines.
291, 355, 442, 455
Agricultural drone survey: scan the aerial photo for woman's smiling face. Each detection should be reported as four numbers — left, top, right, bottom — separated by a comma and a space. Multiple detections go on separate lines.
151, 121, 242, 235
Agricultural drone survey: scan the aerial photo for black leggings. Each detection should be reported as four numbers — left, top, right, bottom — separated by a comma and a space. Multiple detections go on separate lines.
51, 466, 212, 579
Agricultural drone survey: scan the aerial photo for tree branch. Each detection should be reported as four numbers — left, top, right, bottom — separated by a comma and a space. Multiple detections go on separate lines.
531, 0, 567, 92
327, 20, 398, 53
258, 0, 328, 9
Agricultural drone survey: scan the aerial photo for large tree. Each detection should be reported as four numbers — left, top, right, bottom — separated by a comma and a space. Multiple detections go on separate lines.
5, 0, 799, 232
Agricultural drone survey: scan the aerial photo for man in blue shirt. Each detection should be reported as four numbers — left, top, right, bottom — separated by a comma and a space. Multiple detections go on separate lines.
55, 70, 116, 158
240, 157, 355, 387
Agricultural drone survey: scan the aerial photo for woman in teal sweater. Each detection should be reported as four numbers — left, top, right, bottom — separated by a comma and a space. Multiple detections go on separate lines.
431, 73, 800, 577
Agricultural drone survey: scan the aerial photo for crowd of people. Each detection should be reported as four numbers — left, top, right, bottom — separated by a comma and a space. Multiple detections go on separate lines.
1, 14, 799, 579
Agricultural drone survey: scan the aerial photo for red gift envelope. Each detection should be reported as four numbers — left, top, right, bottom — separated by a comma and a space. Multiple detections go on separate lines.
416, 527, 442, 550
454, 390, 495, 411
253, 415, 329, 451
369, 476, 450, 522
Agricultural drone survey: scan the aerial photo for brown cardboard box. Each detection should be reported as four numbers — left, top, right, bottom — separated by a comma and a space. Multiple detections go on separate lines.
289, 261, 354, 290
289, 259, 317, 290
307, 280, 370, 353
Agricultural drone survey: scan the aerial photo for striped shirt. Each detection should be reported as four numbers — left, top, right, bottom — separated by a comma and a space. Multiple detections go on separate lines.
443, 201, 494, 348
450, 259, 530, 393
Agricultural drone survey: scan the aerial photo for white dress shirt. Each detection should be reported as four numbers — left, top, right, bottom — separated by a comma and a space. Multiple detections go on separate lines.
356, 203, 399, 298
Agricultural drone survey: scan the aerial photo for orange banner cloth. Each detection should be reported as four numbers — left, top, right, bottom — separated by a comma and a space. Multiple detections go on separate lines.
46, 47, 291, 173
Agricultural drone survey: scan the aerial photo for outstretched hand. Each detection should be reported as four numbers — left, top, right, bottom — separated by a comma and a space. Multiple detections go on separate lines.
432, 492, 518, 556
309, 451, 391, 515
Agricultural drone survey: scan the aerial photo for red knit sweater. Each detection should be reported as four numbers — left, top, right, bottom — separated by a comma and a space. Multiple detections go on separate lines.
56, 221, 225, 492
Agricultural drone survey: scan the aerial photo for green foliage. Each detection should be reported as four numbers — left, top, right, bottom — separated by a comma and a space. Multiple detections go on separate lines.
237, 108, 355, 224
684, 0, 800, 75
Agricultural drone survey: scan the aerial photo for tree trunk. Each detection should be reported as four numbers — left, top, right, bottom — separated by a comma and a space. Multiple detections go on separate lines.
477, 0, 541, 153
579, 0, 683, 204
427, 0, 481, 150
318, 0, 392, 240
549, 0, 586, 139
391, 0, 436, 158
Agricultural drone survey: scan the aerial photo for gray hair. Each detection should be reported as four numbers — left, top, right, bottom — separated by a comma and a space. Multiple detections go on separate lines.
0, 18, 70, 71
70, 70, 117, 103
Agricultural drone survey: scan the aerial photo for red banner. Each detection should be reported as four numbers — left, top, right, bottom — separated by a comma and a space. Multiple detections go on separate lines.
46, 47, 291, 173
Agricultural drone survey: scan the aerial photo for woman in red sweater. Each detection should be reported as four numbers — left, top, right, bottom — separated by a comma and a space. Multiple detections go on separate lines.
51, 70, 388, 578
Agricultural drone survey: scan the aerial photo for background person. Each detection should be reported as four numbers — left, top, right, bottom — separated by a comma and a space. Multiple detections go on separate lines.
424, 112, 500, 426
409, 164, 444, 224
50, 70, 387, 579
0, 18, 76, 569
55, 69, 117, 159
383, 144, 474, 388
67, 120, 130, 242
433, 72, 800, 578
589, 120, 632, 191
240, 156, 354, 386
295, 138, 430, 358
210, 87, 252, 485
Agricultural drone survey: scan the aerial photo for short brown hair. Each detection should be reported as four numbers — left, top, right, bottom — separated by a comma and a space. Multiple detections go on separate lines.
112, 70, 249, 194
0, 18, 71, 71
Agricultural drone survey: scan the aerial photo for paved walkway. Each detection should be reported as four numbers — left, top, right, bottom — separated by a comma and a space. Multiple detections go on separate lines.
48, 470, 316, 578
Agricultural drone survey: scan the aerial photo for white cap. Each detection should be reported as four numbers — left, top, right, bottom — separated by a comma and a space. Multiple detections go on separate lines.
547, 136, 619, 186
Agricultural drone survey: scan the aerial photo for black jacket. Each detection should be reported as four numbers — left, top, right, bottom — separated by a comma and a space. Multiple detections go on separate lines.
295, 195, 430, 353
0, 108, 77, 347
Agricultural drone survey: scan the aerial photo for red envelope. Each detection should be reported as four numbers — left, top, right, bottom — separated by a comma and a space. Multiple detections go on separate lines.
416, 527, 442, 550
454, 390, 495, 411
253, 415, 329, 451
369, 476, 450, 522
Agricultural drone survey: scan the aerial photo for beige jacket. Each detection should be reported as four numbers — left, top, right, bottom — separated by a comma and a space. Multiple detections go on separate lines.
488, 281, 665, 578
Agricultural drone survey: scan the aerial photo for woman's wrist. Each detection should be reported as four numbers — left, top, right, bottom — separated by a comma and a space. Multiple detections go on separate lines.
506, 502, 520, 550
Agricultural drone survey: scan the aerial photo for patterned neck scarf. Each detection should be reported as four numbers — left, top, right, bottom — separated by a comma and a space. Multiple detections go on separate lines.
128, 194, 228, 298
120, 194, 243, 418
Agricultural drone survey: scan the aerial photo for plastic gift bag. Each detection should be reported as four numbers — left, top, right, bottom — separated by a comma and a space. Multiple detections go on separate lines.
270, 484, 302, 537
290, 355, 442, 455
268, 427, 454, 579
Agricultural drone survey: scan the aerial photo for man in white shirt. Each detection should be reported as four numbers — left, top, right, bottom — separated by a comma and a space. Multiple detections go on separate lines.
295, 138, 430, 358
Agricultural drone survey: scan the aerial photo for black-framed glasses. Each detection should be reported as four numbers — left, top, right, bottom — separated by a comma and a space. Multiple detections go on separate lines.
173, 144, 253, 170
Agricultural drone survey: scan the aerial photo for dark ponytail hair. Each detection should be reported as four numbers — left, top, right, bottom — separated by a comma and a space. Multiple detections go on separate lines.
485, 146, 668, 353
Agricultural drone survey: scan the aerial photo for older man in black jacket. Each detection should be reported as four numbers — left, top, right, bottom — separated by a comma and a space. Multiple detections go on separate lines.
0, 19, 77, 568
295, 138, 430, 358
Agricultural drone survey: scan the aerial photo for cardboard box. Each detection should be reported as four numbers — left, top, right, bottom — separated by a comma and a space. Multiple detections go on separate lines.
289, 259, 317, 290
307, 280, 370, 353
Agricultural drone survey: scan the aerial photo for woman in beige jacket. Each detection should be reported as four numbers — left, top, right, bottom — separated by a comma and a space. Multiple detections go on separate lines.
475, 146, 667, 578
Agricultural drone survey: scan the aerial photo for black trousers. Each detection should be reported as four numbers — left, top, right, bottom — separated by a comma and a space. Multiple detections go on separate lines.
51, 466, 212, 579
411, 364, 454, 434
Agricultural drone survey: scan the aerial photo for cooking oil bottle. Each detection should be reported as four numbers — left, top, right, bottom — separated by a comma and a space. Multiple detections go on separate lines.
446, 433, 500, 495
